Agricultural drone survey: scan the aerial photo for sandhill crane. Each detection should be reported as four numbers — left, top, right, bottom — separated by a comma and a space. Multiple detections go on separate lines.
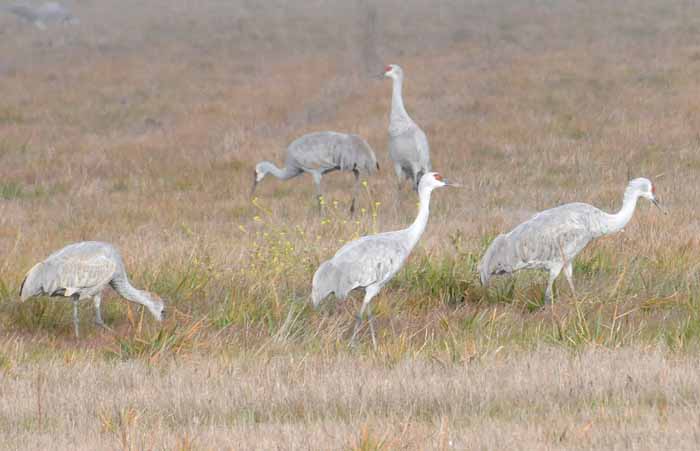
5, 2, 78, 29
19, 241, 166, 338
311, 172, 455, 347
479, 178, 663, 304
383, 64, 432, 193
252, 131, 379, 214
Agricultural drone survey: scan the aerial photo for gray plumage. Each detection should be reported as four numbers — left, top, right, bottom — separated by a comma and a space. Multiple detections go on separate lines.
312, 172, 453, 347
20, 241, 166, 338
383, 64, 431, 191
479, 178, 662, 304
252, 131, 379, 214
5, 2, 78, 29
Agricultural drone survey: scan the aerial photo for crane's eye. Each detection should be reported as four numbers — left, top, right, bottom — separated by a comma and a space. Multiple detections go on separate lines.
434, 174, 443, 181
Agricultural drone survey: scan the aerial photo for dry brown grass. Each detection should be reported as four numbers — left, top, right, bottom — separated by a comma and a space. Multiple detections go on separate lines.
2, 0, 700, 448
2, 342, 700, 450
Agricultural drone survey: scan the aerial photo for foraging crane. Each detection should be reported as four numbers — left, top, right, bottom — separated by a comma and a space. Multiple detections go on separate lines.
383, 64, 432, 192
311, 172, 455, 347
252, 131, 379, 214
19, 241, 166, 338
479, 178, 663, 304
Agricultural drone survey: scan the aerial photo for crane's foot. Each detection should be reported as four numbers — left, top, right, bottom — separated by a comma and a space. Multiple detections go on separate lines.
349, 314, 363, 347
368, 314, 378, 350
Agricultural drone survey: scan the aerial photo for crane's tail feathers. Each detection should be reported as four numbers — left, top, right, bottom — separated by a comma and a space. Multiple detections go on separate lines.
479, 267, 490, 287
415, 170, 426, 190
18, 276, 28, 300
479, 234, 510, 287
19, 262, 43, 301
311, 261, 339, 308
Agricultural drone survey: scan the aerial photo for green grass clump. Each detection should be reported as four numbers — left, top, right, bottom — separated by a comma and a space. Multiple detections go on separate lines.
105, 317, 206, 363
0, 182, 24, 200
396, 253, 479, 308
0, 106, 25, 124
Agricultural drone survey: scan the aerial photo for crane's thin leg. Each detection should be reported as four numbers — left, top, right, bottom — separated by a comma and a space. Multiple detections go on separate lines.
93, 293, 104, 327
350, 169, 360, 216
366, 303, 377, 350
544, 264, 563, 305
312, 172, 323, 213
394, 180, 403, 211
72, 295, 80, 339
350, 315, 361, 344
393, 164, 404, 211
564, 262, 577, 298
350, 285, 380, 347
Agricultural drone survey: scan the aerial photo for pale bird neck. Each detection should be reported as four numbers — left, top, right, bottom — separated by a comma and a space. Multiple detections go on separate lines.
112, 277, 157, 311
389, 76, 413, 135
261, 161, 296, 180
604, 187, 640, 233
405, 185, 434, 249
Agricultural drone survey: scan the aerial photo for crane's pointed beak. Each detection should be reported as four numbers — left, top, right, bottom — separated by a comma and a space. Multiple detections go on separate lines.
651, 197, 667, 215
444, 179, 462, 188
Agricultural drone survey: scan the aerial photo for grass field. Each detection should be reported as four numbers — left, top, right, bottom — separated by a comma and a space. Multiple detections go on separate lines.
2, 0, 700, 449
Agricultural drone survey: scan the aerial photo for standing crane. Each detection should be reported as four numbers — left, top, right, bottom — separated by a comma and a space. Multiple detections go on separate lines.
311, 172, 455, 347
383, 64, 432, 193
479, 178, 663, 304
251, 131, 379, 214
19, 241, 166, 338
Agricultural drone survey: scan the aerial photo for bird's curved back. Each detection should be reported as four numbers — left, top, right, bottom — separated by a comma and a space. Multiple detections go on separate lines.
21, 242, 123, 301
344, 135, 379, 174
286, 132, 338, 168
286, 131, 378, 175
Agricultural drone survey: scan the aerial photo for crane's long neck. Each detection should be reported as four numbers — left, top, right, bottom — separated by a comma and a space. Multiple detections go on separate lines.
405, 186, 433, 249
602, 186, 640, 234
111, 276, 156, 310
259, 161, 297, 180
389, 75, 413, 133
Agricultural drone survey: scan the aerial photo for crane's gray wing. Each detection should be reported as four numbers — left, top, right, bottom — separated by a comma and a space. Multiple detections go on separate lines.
19, 262, 44, 300
413, 127, 431, 172
389, 127, 430, 177
481, 203, 605, 280
341, 135, 379, 174
6, 5, 39, 22
40, 254, 117, 298
479, 233, 510, 285
328, 234, 410, 297
287, 137, 340, 172
513, 218, 592, 266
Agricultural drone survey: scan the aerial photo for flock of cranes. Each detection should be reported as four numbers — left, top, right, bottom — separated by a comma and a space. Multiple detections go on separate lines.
18, 65, 662, 344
